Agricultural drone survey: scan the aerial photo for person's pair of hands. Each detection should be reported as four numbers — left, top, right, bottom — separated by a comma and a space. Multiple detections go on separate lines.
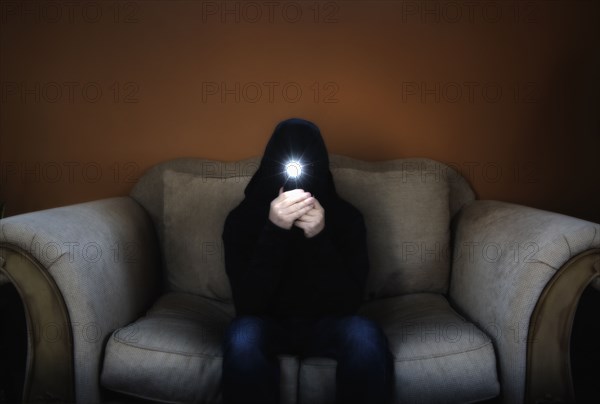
268, 187, 325, 238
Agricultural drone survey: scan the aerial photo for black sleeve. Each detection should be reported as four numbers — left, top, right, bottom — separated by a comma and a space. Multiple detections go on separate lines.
304, 211, 369, 315
222, 217, 293, 316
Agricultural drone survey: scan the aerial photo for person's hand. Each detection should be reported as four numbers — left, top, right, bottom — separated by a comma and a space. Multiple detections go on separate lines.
269, 187, 315, 230
294, 198, 325, 238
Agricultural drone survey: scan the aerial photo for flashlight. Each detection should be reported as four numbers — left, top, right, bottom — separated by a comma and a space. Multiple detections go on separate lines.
283, 160, 302, 191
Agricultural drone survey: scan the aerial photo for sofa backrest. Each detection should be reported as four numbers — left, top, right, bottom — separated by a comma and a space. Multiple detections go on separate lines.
130, 154, 475, 304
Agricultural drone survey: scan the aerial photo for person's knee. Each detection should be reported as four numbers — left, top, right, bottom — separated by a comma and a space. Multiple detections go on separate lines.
339, 315, 389, 353
223, 315, 268, 354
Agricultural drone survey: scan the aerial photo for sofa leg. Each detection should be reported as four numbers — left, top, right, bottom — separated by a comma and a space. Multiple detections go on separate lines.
526, 248, 600, 403
0, 245, 75, 403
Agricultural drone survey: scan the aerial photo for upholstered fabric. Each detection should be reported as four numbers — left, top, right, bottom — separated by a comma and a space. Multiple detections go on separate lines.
0, 198, 161, 404
130, 155, 474, 297
130, 157, 261, 261
327, 155, 475, 219
130, 155, 475, 240
163, 170, 250, 299
0, 268, 8, 285
157, 158, 456, 301
296, 293, 500, 404
101, 292, 303, 404
101, 292, 499, 404
6, 153, 599, 404
334, 166, 451, 297
450, 200, 600, 403
360, 293, 499, 403
101, 293, 233, 403
297, 358, 337, 404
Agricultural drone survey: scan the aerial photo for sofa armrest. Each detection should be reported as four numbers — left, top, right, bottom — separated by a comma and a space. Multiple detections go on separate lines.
0, 197, 161, 403
449, 200, 600, 404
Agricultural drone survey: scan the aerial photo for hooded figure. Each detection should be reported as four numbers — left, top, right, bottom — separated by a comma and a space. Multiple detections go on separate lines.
221, 118, 394, 404
243, 117, 336, 206
222, 118, 369, 319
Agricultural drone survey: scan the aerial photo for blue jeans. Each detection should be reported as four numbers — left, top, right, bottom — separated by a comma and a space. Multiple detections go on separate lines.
221, 314, 395, 404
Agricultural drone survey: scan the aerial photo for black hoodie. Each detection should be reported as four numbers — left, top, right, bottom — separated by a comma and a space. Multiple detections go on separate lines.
222, 118, 369, 319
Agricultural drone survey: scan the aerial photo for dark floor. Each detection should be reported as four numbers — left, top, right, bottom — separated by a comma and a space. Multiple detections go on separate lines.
0, 283, 598, 403
0, 283, 26, 404
570, 286, 600, 402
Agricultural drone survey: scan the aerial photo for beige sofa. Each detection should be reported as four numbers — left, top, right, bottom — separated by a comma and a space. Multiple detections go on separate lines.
0, 155, 598, 404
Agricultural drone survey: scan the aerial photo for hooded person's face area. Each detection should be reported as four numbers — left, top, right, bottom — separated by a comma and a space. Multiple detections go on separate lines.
257, 119, 334, 199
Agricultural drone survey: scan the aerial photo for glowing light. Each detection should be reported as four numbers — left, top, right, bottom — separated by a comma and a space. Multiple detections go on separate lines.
285, 161, 302, 178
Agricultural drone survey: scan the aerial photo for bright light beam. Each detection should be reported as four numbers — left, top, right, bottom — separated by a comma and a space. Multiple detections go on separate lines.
285, 161, 302, 179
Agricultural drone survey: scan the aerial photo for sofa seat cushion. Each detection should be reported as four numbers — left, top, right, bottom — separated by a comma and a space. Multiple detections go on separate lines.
298, 293, 500, 404
100, 293, 300, 404
102, 293, 499, 404
100, 292, 232, 402
382, 293, 499, 403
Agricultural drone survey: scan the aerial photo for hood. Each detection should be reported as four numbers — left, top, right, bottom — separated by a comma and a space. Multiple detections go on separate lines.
244, 118, 337, 208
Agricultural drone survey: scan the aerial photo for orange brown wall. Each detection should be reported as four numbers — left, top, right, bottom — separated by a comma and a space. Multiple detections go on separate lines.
1, 0, 599, 223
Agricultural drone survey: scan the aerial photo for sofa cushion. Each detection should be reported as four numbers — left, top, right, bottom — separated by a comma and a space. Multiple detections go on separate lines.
362, 293, 500, 403
100, 293, 300, 404
163, 169, 250, 300
101, 293, 499, 404
298, 293, 500, 404
333, 165, 451, 298
160, 159, 452, 302
298, 357, 337, 404
100, 293, 231, 402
